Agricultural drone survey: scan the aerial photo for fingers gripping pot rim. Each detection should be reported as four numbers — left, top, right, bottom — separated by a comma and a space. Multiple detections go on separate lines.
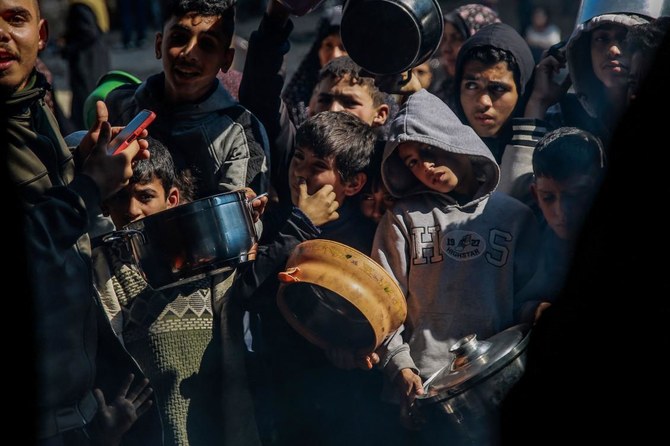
277, 239, 407, 354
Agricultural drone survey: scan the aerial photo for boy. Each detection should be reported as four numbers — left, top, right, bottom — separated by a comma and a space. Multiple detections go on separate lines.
452, 23, 535, 164
371, 89, 542, 440
95, 137, 265, 445
232, 111, 389, 445
105, 0, 269, 199
240, 0, 393, 202
529, 127, 606, 304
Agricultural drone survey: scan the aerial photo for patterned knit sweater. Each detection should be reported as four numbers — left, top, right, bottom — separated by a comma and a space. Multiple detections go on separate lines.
93, 243, 261, 446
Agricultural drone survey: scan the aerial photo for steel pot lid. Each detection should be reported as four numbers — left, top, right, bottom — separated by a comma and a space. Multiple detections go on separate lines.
416, 323, 531, 406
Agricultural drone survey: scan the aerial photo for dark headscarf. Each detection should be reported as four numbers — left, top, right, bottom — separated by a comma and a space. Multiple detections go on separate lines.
444, 3, 501, 40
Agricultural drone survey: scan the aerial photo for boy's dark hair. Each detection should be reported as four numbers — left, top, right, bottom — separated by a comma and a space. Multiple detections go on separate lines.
318, 56, 387, 107
162, 0, 236, 38
460, 46, 521, 93
131, 137, 197, 202
295, 111, 376, 182
532, 127, 605, 182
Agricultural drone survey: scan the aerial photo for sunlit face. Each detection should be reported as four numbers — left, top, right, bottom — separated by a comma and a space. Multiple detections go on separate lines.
318, 32, 347, 67
288, 146, 349, 207
412, 61, 433, 89
103, 176, 179, 228
0, 0, 47, 95
397, 142, 474, 195
460, 60, 518, 138
590, 24, 630, 89
531, 174, 597, 241
310, 74, 387, 127
439, 21, 465, 77
359, 182, 395, 224
156, 12, 234, 103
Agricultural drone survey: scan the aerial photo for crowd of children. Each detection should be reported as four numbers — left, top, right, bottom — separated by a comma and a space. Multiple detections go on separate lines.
4, 0, 668, 445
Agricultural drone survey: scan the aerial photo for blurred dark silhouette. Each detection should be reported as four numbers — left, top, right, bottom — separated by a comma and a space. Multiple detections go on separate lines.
500, 24, 670, 445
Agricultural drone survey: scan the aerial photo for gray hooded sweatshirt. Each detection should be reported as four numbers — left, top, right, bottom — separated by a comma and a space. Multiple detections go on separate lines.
371, 89, 540, 383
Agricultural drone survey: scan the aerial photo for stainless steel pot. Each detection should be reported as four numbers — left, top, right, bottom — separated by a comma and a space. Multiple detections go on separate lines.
412, 323, 531, 446
103, 190, 258, 290
340, 0, 443, 75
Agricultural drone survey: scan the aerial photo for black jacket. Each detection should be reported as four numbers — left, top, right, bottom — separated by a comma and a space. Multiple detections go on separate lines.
4, 71, 162, 444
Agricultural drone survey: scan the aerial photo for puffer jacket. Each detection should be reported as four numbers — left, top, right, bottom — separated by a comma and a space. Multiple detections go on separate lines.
105, 73, 270, 198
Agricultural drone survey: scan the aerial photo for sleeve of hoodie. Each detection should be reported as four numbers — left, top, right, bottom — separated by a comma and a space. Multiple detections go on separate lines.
230, 206, 320, 313
498, 117, 551, 207
24, 174, 101, 254
238, 14, 296, 197
370, 211, 419, 381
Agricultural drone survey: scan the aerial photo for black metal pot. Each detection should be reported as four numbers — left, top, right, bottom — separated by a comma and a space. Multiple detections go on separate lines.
412, 323, 531, 446
340, 0, 443, 75
103, 190, 258, 290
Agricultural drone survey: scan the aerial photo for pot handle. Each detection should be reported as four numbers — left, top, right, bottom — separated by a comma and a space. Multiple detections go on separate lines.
102, 228, 147, 245
278, 267, 301, 283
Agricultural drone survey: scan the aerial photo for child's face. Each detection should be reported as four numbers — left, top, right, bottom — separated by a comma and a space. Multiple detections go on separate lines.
397, 142, 474, 195
459, 59, 518, 138
531, 174, 597, 241
289, 146, 351, 207
156, 12, 234, 103
359, 182, 395, 224
310, 74, 388, 127
412, 61, 433, 90
318, 32, 347, 68
590, 24, 630, 89
103, 176, 179, 228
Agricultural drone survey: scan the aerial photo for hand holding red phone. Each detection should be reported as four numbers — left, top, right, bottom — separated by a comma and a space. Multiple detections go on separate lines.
79, 102, 152, 199
107, 109, 156, 155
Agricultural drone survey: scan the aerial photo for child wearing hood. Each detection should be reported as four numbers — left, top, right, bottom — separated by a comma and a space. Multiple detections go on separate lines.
452, 22, 536, 165
371, 89, 543, 440
499, 9, 656, 205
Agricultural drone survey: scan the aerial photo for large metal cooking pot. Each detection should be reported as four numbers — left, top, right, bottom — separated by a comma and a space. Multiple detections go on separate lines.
340, 0, 443, 75
276, 239, 407, 354
103, 190, 258, 290
412, 323, 531, 446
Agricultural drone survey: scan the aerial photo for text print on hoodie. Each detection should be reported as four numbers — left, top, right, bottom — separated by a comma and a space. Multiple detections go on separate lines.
371, 89, 541, 381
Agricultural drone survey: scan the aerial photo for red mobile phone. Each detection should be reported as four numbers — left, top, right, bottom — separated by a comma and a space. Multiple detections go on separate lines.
107, 109, 156, 155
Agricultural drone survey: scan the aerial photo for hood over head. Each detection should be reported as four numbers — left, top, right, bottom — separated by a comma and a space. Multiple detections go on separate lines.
454, 22, 536, 106
381, 89, 498, 201
566, 13, 650, 117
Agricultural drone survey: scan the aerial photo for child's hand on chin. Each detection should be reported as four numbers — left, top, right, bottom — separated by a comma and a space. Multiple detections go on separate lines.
296, 180, 340, 226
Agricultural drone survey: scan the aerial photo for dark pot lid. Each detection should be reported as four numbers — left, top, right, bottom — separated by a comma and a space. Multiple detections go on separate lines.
416, 323, 531, 406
